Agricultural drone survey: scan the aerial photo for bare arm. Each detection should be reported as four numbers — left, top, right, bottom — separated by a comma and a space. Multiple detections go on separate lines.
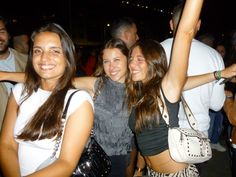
28, 100, 94, 177
0, 71, 25, 82
0, 94, 21, 177
184, 63, 236, 90
162, 0, 204, 102
72, 76, 97, 96
133, 152, 146, 177
224, 91, 236, 126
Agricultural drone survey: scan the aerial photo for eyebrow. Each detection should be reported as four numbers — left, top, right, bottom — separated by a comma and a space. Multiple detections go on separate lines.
33, 46, 62, 50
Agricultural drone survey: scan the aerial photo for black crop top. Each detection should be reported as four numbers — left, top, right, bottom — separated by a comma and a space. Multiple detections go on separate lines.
129, 93, 179, 156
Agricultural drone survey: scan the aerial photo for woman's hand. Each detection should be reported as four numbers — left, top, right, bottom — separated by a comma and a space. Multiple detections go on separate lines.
221, 64, 236, 79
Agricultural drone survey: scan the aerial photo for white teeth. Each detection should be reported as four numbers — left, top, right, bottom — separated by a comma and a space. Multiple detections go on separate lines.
40, 64, 55, 70
132, 70, 139, 74
110, 71, 118, 75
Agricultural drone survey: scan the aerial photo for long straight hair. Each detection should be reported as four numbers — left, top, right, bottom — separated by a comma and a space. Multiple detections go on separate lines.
126, 39, 168, 132
18, 23, 77, 141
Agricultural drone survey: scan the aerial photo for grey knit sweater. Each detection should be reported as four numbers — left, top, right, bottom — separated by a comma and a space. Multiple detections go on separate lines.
93, 77, 133, 156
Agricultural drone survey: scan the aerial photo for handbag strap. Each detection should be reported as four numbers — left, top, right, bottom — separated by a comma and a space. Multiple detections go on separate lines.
158, 89, 198, 130
62, 90, 80, 120
88, 77, 103, 139
51, 90, 79, 158
180, 95, 198, 130
93, 77, 103, 101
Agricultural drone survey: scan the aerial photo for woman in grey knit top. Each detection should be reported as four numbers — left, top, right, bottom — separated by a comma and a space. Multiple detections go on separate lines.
73, 38, 135, 177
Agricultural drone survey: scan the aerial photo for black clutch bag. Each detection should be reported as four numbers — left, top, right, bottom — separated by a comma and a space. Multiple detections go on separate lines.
72, 133, 112, 177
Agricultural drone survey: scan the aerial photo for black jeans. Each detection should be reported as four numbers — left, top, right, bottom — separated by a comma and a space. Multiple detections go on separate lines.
232, 146, 236, 177
108, 154, 129, 177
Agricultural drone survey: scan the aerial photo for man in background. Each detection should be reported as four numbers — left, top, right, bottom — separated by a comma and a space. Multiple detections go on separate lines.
110, 16, 139, 49
0, 16, 28, 131
161, 3, 225, 174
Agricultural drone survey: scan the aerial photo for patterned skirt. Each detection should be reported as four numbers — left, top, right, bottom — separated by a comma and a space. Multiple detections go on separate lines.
147, 164, 199, 177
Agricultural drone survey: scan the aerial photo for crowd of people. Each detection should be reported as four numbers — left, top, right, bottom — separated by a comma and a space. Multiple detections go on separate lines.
1, 0, 236, 176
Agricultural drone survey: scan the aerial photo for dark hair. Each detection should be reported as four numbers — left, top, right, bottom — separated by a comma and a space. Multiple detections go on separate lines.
94, 38, 129, 77
0, 16, 11, 33
126, 39, 167, 132
172, 3, 184, 25
110, 17, 136, 38
18, 23, 76, 141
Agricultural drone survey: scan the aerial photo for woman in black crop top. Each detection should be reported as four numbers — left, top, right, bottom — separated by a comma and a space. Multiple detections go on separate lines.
126, 0, 204, 176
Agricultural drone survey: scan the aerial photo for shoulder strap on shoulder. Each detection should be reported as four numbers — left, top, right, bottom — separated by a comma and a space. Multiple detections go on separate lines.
158, 88, 170, 125
158, 89, 198, 130
62, 90, 80, 120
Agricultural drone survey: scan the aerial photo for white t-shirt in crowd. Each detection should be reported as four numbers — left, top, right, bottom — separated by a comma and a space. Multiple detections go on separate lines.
161, 38, 225, 136
13, 83, 94, 176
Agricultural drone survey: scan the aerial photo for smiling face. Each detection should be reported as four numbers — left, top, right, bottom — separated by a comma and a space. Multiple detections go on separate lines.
32, 31, 66, 87
0, 20, 10, 56
129, 46, 148, 82
102, 48, 128, 83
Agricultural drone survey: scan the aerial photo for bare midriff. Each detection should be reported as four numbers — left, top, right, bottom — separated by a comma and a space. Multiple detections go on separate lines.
144, 150, 188, 173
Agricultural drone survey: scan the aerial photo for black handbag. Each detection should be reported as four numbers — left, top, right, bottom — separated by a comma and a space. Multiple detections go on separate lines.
37, 90, 111, 177
71, 87, 112, 177
72, 78, 112, 177
72, 130, 112, 177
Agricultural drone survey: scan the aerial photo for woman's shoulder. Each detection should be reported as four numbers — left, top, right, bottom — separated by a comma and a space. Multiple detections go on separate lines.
66, 89, 94, 110
12, 83, 27, 105
12, 83, 25, 96
13, 83, 25, 91
67, 88, 91, 97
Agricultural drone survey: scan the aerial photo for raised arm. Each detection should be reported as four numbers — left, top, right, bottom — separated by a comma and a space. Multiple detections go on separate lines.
162, 0, 204, 102
0, 71, 25, 82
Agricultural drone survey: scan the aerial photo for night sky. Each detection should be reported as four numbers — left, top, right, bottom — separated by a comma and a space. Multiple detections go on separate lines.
1, 0, 235, 44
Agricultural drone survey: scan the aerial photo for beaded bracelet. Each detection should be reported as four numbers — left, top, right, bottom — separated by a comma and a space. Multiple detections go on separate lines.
226, 95, 233, 99
213, 71, 221, 80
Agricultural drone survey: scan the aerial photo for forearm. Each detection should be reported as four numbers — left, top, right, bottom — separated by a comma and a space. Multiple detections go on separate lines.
184, 63, 236, 90
27, 159, 74, 177
224, 96, 236, 126
184, 72, 215, 90
0, 145, 21, 177
0, 71, 25, 82
72, 76, 96, 93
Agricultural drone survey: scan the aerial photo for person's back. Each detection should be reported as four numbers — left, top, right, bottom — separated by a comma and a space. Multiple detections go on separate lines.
0, 16, 28, 131
161, 4, 225, 136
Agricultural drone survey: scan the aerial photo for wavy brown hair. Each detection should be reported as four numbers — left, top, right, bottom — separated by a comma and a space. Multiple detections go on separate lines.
17, 23, 76, 141
126, 39, 168, 132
